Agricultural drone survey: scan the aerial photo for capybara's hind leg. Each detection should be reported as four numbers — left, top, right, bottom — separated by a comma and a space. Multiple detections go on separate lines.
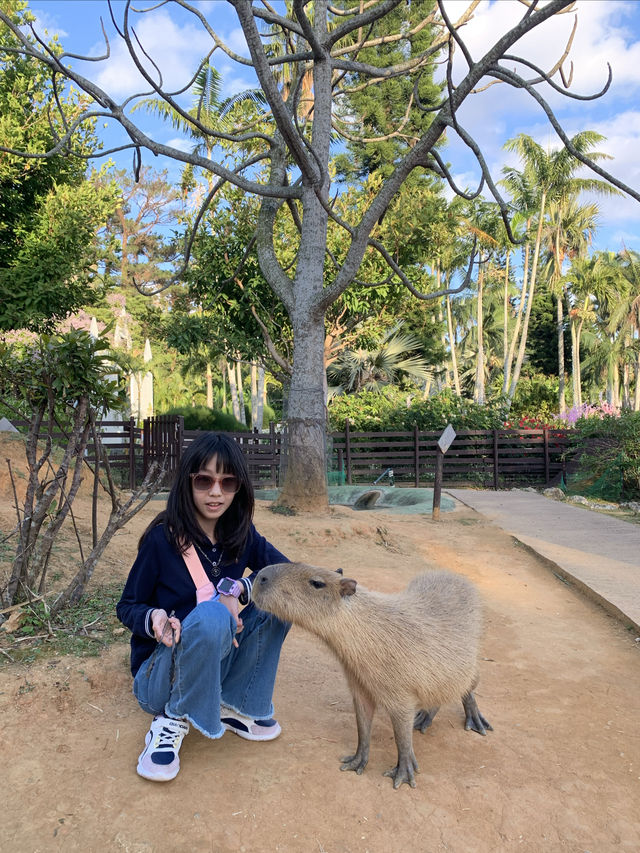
340, 684, 375, 775
383, 709, 419, 789
462, 691, 492, 735
414, 707, 440, 733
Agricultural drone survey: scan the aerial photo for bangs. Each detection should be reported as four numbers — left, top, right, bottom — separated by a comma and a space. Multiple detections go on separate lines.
186, 434, 245, 476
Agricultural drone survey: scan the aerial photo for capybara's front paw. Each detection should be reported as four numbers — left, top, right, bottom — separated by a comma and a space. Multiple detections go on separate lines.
340, 752, 368, 775
414, 708, 439, 733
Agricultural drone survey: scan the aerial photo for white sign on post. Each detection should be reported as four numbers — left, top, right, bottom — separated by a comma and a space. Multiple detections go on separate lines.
437, 423, 456, 454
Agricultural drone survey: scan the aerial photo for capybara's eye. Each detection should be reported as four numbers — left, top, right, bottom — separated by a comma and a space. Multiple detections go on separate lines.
310, 579, 326, 589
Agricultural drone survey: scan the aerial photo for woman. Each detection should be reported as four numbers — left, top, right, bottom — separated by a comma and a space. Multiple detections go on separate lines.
117, 432, 290, 782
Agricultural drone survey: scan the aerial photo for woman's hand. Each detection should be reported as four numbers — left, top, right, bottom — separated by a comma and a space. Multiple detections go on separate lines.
151, 609, 182, 646
219, 595, 244, 648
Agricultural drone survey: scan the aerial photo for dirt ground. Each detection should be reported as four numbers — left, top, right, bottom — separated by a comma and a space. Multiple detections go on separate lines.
2, 438, 640, 852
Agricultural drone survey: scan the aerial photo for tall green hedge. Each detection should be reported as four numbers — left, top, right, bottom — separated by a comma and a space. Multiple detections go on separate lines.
328, 388, 510, 432
162, 406, 246, 432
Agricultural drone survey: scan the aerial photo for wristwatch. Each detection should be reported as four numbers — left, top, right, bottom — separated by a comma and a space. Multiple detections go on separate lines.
216, 577, 244, 598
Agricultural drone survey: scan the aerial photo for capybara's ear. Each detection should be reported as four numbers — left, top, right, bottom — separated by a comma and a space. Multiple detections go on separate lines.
339, 577, 357, 597
336, 567, 343, 575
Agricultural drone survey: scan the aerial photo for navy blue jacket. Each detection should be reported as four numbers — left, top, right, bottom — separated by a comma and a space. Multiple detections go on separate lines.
116, 523, 288, 676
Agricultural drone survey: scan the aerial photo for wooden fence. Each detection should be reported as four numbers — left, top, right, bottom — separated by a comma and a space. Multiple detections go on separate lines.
10, 418, 142, 489
331, 423, 571, 488
7, 416, 571, 491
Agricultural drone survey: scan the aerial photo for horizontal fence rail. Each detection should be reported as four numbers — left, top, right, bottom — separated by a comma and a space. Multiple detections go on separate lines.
10, 418, 142, 489
7, 416, 571, 491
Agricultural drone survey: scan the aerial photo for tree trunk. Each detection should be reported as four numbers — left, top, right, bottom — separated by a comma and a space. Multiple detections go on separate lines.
503, 236, 530, 394
257, 364, 266, 429
236, 360, 246, 425
556, 290, 566, 416
220, 357, 227, 412
621, 332, 631, 410
227, 361, 241, 421
206, 362, 214, 409
474, 266, 485, 405
508, 195, 547, 405
445, 293, 461, 396
571, 319, 580, 409
250, 361, 265, 429
503, 250, 510, 371
277, 310, 328, 510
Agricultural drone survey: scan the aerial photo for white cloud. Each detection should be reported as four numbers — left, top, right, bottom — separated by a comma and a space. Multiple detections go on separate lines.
436, 1, 640, 248
83, 9, 214, 98
166, 136, 194, 153
444, 0, 640, 94
31, 7, 68, 40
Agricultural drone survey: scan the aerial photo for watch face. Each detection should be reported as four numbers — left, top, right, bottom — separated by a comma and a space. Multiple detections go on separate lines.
217, 578, 235, 595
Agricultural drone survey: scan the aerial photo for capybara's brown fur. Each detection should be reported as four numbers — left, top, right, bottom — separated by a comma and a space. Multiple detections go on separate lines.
253, 562, 492, 788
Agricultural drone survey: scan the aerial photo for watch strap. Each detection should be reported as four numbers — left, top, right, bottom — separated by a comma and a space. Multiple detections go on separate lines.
218, 577, 243, 598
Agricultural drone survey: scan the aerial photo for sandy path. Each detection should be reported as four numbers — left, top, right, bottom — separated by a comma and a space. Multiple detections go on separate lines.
2, 498, 639, 853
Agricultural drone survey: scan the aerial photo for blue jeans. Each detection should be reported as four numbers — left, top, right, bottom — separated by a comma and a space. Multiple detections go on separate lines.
132, 600, 289, 739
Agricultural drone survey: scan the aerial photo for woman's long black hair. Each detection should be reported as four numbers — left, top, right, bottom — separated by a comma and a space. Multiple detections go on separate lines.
140, 432, 254, 560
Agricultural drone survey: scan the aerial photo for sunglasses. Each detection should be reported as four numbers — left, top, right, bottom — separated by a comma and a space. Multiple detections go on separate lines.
190, 472, 240, 494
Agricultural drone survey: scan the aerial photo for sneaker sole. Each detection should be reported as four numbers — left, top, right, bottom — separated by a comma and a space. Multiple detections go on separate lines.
222, 720, 282, 742
136, 757, 180, 782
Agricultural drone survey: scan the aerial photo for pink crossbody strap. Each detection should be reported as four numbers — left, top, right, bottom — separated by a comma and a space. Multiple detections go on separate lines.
182, 544, 217, 603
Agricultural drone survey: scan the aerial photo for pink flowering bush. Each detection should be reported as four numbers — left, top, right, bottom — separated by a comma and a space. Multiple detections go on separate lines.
559, 401, 620, 426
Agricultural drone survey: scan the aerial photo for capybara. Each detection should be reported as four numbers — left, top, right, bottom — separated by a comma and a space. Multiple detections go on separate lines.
253, 562, 492, 789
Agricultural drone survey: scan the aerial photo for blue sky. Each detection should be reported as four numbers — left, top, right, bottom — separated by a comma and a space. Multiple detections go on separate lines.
29, 0, 640, 255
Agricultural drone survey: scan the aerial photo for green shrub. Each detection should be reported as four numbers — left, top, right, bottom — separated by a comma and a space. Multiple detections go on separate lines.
567, 411, 640, 501
328, 388, 510, 432
507, 373, 563, 422
162, 406, 247, 432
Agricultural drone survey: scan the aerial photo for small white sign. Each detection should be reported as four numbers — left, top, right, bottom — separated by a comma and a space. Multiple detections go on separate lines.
437, 424, 456, 454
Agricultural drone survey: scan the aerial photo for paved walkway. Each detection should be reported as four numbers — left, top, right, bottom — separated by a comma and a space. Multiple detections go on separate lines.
445, 488, 640, 635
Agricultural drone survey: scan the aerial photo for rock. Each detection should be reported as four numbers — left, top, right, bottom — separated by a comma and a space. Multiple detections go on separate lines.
0, 417, 18, 432
543, 487, 565, 501
567, 495, 590, 506
1, 608, 26, 633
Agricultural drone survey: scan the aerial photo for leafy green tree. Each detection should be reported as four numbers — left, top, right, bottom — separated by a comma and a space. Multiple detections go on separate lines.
3, 1, 639, 510
501, 131, 618, 410
0, 2, 119, 331
0, 329, 165, 611
100, 166, 183, 293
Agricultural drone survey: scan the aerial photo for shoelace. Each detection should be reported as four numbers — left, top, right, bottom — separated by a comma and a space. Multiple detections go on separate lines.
152, 724, 182, 751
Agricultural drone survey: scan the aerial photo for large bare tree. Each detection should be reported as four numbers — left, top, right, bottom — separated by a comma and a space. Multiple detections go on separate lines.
1, 0, 639, 509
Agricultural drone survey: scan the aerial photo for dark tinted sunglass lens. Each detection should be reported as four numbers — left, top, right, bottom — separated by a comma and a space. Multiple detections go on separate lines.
221, 476, 239, 493
193, 474, 213, 491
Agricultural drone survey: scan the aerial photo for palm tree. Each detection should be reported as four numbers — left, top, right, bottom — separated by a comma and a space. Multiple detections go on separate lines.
501, 131, 620, 411
561, 254, 600, 408
603, 250, 640, 410
327, 323, 431, 395
542, 197, 600, 411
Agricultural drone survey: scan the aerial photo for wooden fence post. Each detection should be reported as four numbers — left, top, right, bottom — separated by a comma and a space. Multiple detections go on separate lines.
493, 429, 499, 491
143, 417, 150, 479
433, 425, 455, 520
128, 416, 136, 489
432, 448, 444, 520
345, 419, 352, 485
544, 427, 550, 485
414, 424, 420, 487
269, 421, 277, 486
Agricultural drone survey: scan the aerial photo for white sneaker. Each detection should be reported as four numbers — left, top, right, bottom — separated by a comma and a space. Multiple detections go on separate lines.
220, 705, 281, 741
136, 715, 189, 781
